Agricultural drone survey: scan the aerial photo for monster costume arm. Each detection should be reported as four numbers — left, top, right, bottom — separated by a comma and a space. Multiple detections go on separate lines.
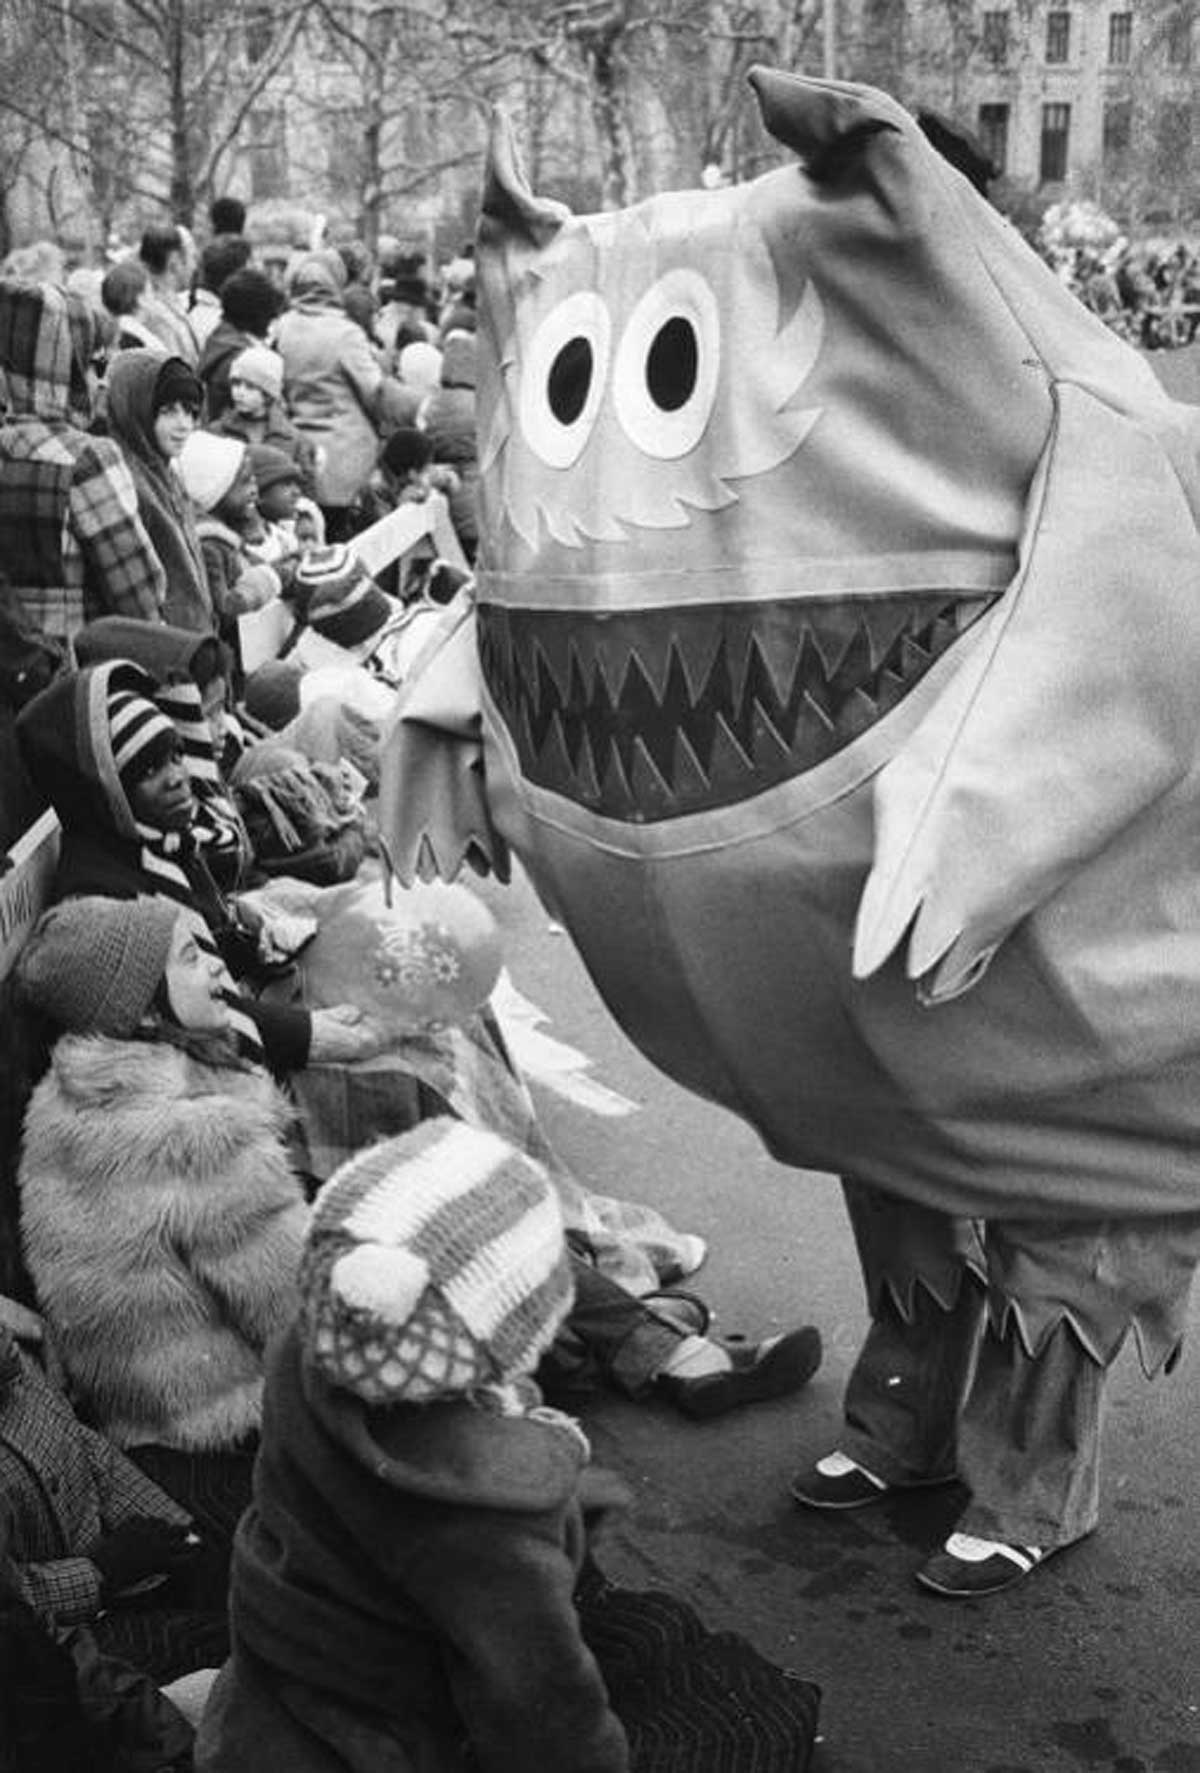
854, 383, 1200, 1001
377, 590, 511, 885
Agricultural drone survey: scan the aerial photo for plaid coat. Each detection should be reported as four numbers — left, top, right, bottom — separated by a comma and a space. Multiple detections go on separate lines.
0, 279, 166, 640
0, 1342, 188, 1629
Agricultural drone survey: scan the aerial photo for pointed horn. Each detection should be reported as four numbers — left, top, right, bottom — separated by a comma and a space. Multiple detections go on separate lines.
482, 107, 572, 247
747, 66, 903, 185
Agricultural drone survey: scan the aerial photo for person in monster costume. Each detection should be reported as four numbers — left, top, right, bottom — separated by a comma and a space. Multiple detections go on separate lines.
377, 69, 1200, 1598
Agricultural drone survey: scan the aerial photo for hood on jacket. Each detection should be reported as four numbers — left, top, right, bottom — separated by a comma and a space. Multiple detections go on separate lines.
286, 252, 347, 313
0, 279, 97, 427
73, 615, 227, 692
105, 348, 187, 483
17, 658, 158, 844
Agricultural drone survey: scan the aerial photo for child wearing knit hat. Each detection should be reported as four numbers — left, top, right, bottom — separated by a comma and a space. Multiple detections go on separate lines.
178, 432, 282, 682
196, 1119, 632, 1771
209, 343, 318, 498
16, 895, 313, 1568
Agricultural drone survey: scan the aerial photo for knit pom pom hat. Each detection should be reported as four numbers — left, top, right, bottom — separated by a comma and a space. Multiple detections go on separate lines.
247, 441, 303, 495
18, 895, 180, 1036
299, 1118, 574, 1407
294, 544, 395, 650
178, 431, 247, 513
229, 345, 284, 402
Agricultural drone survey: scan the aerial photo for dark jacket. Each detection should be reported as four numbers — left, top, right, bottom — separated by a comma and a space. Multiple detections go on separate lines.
197, 1327, 628, 1773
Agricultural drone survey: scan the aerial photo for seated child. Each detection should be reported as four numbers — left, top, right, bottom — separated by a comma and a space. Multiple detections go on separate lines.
0, 1315, 224, 1685
178, 432, 282, 684
17, 894, 313, 1561
210, 344, 317, 496
194, 1119, 632, 1772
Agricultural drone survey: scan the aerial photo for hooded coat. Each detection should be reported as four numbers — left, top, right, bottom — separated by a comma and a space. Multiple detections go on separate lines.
104, 349, 213, 633
19, 1033, 308, 1451
274, 255, 384, 508
195, 1326, 627, 1773
15, 659, 311, 1074
0, 280, 165, 639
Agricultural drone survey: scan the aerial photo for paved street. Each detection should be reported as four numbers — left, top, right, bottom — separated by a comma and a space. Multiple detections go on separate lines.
479, 864, 1200, 1773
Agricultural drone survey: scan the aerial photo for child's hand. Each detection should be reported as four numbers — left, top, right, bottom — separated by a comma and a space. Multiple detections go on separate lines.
309, 1003, 390, 1063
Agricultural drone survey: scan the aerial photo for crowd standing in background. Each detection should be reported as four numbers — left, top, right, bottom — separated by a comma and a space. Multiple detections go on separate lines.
0, 191, 830, 1767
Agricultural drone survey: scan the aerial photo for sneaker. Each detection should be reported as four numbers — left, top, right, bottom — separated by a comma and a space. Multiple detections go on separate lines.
790, 1449, 958, 1511
658, 1326, 822, 1421
915, 1531, 1052, 1597
790, 1450, 891, 1510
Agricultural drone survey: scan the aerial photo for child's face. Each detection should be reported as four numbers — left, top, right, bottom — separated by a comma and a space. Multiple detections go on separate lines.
258, 477, 301, 523
229, 377, 269, 418
154, 399, 197, 459
294, 504, 321, 546
215, 461, 261, 536
164, 911, 235, 1033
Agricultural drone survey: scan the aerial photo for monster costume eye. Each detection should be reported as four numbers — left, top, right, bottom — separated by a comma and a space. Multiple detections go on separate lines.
613, 269, 719, 459
518, 290, 611, 469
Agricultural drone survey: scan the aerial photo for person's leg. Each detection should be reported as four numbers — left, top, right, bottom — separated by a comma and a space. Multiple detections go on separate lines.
540, 1251, 822, 1418
835, 1179, 985, 1487
540, 1253, 683, 1397
953, 1315, 1102, 1550
956, 1211, 1200, 1549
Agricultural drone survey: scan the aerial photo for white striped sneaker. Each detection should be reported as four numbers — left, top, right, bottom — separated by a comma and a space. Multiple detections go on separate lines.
915, 1530, 1051, 1597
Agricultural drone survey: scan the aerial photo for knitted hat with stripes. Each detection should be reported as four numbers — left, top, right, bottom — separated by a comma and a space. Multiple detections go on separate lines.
295, 544, 395, 650
299, 1118, 574, 1405
108, 680, 180, 801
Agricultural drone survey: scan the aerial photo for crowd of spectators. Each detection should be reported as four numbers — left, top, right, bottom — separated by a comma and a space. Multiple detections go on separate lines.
1035, 201, 1200, 348
0, 194, 825, 1768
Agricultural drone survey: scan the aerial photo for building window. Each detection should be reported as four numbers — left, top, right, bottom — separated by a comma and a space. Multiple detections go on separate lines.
982, 10, 1010, 65
977, 103, 1010, 175
1156, 99, 1193, 176
1040, 102, 1071, 182
1102, 99, 1132, 164
1108, 11, 1133, 64
1046, 9, 1071, 62
1167, 10, 1192, 64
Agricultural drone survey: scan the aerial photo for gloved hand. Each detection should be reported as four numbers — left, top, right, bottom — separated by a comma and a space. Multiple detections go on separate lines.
309, 1003, 389, 1062
90, 1518, 199, 1597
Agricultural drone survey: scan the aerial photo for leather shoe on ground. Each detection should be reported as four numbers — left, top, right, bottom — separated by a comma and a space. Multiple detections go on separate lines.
915, 1530, 1077, 1598
790, 1449, 958, 1511
659, 1326, 822, 1420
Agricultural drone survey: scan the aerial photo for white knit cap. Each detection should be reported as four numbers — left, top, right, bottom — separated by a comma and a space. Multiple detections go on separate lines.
229, 345, 284, 402
397, 340, 442, 393
178, 431, 247, 512
299, 1118, 574, 1405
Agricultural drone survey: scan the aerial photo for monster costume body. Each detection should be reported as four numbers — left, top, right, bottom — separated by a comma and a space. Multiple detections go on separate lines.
381, 70, 1200, 1567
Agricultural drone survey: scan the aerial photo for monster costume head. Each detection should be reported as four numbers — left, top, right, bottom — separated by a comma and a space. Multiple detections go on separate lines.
383, 71, 1200, 1221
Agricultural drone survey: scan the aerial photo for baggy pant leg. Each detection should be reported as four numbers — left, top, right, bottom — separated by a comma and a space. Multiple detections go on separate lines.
954, 1317, 1103, 1549
954, 1212, 1200, 1549
838, 1179, 986, 1486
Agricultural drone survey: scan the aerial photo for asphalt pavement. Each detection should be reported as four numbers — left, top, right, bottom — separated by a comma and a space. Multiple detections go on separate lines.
478, 864, 1200, 1773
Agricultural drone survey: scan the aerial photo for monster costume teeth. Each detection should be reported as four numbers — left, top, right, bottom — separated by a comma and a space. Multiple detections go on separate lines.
479, 592, 995, 820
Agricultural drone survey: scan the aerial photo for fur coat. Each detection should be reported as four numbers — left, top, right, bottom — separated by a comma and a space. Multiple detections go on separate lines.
19, 1034, 309, 1453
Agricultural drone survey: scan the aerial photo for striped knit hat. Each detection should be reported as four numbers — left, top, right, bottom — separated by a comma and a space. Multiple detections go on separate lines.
108, 680, 180, 801
295, 544, 395, 650
299, 1119, 574, 1406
